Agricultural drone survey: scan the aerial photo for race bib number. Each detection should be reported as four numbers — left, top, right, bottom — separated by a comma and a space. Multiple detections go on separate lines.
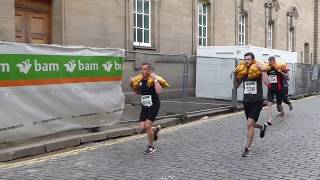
244, 81, 257, 95
141, 95, 153, 107
269, 75, 278, 83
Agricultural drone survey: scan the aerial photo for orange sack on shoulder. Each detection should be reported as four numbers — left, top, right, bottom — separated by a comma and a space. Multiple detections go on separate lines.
248, 61, 271, 79
273, 63, 289, 72
235, 60, 271, 80
130, 74, 170, 90
235, 60, 248, 80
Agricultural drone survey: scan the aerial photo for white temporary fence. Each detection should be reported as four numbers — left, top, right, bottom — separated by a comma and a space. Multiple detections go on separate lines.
196, 56, 236, 101
0, 42, 125, 143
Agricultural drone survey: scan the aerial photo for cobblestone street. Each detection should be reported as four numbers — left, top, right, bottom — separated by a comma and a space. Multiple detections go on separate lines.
0, 96, 320, 180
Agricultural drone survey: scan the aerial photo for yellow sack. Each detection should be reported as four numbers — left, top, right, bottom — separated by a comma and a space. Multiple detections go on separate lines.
264, 63, 271, 72
130, 74, 143, 90
147, 75, 170, 88
248, 61, 271, 79
235, 60, 248, 80
274, 63, 288, 72
248, 63, 261, 79
130, 74, 170, 90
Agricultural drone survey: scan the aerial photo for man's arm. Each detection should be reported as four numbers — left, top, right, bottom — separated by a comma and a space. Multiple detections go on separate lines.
134, 89, 141, 95
150, 73, 163, 95
279, 71, 289, 80
256, 62, 270, 86
261, 71, 270, 86
234, 80, 242, 89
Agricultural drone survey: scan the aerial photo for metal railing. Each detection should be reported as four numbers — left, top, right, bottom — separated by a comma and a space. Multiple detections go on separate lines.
120, 51, 320, 123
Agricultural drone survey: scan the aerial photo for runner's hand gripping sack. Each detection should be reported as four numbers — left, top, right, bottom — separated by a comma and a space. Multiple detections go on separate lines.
130, 74, 170, 90
147, 75, 170, 88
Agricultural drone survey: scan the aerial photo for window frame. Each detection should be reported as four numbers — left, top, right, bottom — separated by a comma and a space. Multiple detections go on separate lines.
288, 27, 294, 52
288, 16, 295, 52
198, 2, 208, 47
133, 0, 151, 47
267, 22, 273, 49
238, 14, 247, 46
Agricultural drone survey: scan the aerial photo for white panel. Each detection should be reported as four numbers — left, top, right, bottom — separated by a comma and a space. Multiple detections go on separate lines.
196, 57, 235, 100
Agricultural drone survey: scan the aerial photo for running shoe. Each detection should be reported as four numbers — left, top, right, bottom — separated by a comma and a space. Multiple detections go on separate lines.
242, 147, 251, 157
144, 146, 156, 154
260, 123, 267, 138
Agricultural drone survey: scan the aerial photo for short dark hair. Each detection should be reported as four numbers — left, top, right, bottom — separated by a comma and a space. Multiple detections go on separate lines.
244, 52, 255, 60
141, 63, 153, 70
268, 56, 275, 61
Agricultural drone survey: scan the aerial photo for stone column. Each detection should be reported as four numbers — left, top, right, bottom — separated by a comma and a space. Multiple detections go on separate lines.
0, 0, 15, 42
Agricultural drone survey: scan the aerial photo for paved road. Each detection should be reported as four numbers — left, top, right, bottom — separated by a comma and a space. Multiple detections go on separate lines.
0, 96, 320, 179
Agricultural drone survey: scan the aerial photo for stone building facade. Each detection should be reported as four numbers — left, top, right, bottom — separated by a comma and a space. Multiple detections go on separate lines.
0, 0, 318, 99
0, 0, 318, 63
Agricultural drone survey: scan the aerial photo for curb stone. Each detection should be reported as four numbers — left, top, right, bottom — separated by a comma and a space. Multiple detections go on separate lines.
0, 105, 248, 162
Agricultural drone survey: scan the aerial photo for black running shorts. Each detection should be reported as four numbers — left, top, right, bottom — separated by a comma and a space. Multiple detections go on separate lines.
243, 100, 263, 122
267, 89, 283, 105
139, 103, 160, 122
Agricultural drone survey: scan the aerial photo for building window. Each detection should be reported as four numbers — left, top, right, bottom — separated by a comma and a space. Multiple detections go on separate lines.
238, 14, 246, 46
198, 3, 208, 46
267, 22, 273, 49
288, 28, 294, 51
133, 0, 151, 47
287, 7, 299, 52
304, 43, 310, 63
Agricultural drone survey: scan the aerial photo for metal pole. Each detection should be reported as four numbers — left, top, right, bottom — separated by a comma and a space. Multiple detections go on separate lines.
181, 55, 190, 122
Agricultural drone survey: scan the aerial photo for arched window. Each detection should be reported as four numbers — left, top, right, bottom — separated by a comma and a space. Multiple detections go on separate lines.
287, 7, 299, 52
264, 0, 280, 49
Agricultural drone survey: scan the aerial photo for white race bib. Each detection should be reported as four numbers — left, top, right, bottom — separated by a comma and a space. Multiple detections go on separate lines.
141, 95, 153, 107
269, 75, 278, 83
244, 81, 257, 95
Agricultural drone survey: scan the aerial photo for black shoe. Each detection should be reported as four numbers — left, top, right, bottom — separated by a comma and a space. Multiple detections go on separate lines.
242, 148, 251, 157
153, 125, 161, 141
289, 103, 293, 111
260, 123, 267, 138
267, 122, 272, 126
144, 146, 156, 154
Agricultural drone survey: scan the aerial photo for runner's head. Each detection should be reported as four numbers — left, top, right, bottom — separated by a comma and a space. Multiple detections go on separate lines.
141, 63, 153, 78
268, 56, 276, 66
244, 52, 255, 67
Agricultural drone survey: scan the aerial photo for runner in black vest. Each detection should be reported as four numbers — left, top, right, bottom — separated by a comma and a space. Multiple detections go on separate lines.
130, 63, 162, 154
235, 52, 270, 157
266, 56, 289, 125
